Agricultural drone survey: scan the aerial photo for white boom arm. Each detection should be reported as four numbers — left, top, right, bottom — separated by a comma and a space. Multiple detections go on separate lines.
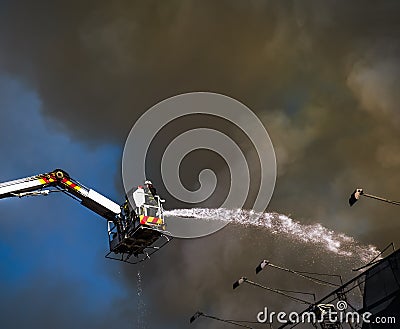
0, 169, 121, 221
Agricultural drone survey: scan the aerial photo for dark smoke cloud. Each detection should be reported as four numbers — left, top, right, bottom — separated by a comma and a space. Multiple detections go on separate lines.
1, 1, 400, 328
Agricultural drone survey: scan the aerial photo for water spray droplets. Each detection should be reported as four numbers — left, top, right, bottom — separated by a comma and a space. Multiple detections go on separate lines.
165, 208, 380, 263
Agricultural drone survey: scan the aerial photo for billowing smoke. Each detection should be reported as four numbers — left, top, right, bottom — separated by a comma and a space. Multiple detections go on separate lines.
1, 1, 400, 328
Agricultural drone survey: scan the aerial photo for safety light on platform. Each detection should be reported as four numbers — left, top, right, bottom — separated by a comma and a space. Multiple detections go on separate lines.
233, 277, 247, 290
256, 260, 270, 274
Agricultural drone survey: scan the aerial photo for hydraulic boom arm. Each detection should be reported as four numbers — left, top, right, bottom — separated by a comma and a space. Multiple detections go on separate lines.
0, 169, 121, 221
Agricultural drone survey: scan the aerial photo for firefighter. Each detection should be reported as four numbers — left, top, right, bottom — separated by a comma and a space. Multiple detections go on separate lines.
145, 180, 157, 197
144, 180, 158, 217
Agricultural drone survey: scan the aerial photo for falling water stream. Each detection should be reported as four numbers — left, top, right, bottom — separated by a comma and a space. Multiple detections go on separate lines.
165, 208, 380, 263
136, 270, 147, 329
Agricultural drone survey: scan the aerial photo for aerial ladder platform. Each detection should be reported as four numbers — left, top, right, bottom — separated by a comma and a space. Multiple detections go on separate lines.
0, 169, 171, 264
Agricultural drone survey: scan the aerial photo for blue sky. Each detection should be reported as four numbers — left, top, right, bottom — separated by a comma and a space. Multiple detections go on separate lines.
0, 75, 142, 328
